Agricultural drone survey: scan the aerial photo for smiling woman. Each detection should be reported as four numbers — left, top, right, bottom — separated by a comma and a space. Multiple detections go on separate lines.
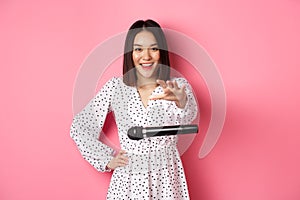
70, 19, 198, 200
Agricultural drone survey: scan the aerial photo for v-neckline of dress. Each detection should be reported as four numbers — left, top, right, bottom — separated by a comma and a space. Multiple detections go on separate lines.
135, 86, 160, 110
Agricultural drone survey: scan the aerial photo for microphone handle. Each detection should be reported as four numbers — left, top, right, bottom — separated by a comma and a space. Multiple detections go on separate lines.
144, 124, 198, 138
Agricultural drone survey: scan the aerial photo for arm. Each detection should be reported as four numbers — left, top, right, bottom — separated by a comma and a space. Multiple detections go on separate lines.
70, 78, 116, 172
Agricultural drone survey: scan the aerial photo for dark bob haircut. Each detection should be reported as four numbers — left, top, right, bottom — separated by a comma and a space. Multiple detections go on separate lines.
123, 19, 171, 86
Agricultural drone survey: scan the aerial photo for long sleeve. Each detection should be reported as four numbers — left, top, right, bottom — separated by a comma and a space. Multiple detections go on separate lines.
170, 77, 198, 125
70, 78, 117, 172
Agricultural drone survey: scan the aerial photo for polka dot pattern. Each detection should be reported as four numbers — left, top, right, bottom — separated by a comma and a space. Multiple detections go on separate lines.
70, 77, 198, 199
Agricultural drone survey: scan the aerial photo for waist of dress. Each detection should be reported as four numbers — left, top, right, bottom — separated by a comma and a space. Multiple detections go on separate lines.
123, 135, 178, 153
114, 144, 180, 174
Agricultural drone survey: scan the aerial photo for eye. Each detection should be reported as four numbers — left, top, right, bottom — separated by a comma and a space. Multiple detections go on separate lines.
151, 47, 159, 52
134, 47, 142, 52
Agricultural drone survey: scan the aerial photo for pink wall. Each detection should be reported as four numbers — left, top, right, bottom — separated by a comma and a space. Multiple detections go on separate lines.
1, 1, 300, 200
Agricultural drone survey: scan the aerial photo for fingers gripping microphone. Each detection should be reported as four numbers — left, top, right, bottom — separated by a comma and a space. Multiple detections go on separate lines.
127, 124, 198, 140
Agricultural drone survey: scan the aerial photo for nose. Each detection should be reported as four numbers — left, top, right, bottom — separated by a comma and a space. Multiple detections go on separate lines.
142, 49, 151, 60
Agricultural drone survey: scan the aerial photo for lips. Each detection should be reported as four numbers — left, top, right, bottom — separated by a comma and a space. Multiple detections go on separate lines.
140, 63, 154, 70
141, 63, 153, 67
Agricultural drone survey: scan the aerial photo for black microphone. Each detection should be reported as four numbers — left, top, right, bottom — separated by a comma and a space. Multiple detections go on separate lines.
127, 124, 198, 140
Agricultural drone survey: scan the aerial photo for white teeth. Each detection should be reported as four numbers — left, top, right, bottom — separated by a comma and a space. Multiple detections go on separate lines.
141, 63, 152, 67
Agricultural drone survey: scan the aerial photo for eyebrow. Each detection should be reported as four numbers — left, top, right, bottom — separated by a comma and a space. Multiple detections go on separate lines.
133, 43, 158, 47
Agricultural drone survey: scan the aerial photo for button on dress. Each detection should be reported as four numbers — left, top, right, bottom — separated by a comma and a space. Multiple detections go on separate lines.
70, 77, 198, 200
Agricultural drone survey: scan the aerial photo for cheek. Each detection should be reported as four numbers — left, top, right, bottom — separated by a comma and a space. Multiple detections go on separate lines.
153, 52, 160, 61
132, 53, 140, 61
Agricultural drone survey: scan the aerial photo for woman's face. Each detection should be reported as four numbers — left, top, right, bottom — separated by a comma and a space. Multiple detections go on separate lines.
132, 31, 160, 81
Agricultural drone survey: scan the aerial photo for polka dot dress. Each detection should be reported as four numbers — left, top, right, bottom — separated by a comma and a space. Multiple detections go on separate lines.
70, 77, 198, 200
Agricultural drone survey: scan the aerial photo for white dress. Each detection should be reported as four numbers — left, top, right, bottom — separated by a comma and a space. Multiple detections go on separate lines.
70, 77, 198, 200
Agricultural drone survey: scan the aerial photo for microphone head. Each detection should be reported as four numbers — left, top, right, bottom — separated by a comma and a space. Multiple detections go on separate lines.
127, 126, 143, 140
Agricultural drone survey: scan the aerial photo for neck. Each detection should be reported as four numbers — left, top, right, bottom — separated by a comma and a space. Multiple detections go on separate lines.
136, 77, 157, 88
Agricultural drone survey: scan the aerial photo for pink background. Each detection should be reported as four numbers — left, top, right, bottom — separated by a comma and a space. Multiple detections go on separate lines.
1, 0, 300, 200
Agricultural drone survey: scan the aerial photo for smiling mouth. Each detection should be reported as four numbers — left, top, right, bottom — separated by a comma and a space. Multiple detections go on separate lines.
141, 63, 153, 67
140, 63, 154, 70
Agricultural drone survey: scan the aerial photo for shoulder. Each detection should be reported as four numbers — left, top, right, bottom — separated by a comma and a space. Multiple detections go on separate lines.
103, 76, 123, 87
99, 76, 138, 92
94, 77, 122, 96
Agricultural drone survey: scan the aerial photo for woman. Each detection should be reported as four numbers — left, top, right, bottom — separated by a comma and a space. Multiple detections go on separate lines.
70, 19, 198, 199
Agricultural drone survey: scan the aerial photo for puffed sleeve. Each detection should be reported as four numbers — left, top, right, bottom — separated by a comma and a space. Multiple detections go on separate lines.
70, 77, 117, 172
170, 77, 198, 125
